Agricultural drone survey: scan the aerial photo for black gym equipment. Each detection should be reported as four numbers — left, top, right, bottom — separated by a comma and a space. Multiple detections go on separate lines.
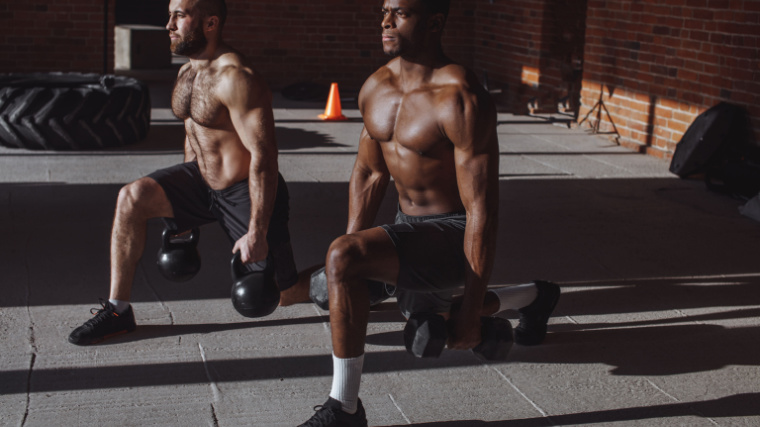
156, 228, 201, 282
403, 312, 448, 358
0, 72, 151, 150
472, 317, 515, 361
403, 312, 514, 361
309, 266, 392, 310
230, 251, 280, 318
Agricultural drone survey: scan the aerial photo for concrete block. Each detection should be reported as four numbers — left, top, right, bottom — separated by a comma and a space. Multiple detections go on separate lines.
115, 25, 171, 70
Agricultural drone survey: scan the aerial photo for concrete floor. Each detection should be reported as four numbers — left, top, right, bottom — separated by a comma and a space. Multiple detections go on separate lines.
1, 75, 759, 427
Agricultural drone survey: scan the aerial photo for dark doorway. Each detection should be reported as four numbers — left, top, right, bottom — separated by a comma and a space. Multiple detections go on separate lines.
115, 0, 168, 27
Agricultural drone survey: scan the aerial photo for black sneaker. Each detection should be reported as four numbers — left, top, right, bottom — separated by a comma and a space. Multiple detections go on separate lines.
298, 397, 368, 427
68, 299, 136, 346
515, 280, 560, 346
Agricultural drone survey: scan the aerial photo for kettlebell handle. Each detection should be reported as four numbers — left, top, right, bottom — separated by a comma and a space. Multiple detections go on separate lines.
163, 228, 200, 250
231, 251, 270, 281
231, 251, 245, 281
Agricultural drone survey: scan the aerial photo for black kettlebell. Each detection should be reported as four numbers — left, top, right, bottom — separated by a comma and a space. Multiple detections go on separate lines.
230, 251, 280, 318
156, 228, 201, 282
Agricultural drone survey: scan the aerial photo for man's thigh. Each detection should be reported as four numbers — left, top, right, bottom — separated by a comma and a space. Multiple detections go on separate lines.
380, 216, 467, 317
332, 226, 401, 286
381, 220, 467, 292
147, 162, 216, 232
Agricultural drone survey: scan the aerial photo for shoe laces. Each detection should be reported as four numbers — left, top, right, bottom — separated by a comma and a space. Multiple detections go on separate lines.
302, 404, 336, 426
87, 298, 118, 326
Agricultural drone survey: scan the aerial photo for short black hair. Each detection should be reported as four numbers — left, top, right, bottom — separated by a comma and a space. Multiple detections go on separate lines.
194, 0, 227, 28
419, 0, 450, 19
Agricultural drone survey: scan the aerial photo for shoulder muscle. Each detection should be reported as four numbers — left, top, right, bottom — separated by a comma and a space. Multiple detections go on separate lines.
217, 64, 270, 110
437, 74, 496, 151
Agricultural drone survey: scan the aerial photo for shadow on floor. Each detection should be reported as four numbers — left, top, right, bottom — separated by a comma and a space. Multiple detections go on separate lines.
379, 392, 760, 426
2, 178, 758, 310
3, 320, 759, 394
1, 176, 759, 394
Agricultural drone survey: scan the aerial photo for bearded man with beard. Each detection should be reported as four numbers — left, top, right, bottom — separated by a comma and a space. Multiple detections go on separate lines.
69, 0, 310, 346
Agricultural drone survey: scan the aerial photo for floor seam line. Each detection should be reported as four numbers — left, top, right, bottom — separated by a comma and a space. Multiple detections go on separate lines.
645, 378, 719, 426
21, 236, 36, 427
140, 263, 175, 325
20, 353, 36, 427
388, 393, 411, 425
199, 343, 222, 402
491, 366, 554, 424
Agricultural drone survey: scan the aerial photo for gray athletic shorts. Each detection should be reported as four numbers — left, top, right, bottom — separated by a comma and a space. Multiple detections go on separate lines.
147, 162, 298, 290
380, 208, 467, 318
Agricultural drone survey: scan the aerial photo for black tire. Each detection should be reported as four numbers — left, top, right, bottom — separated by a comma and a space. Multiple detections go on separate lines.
0, 72, 151, 150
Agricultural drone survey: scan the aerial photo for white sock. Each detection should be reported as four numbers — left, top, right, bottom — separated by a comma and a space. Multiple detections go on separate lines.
491, 283, 538, 312
329, 353, 364, 414
108, 299, 130, 314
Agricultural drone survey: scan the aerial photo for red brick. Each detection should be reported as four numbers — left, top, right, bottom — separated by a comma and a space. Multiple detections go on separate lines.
707, 0, 731, 8
3, 0, 758, 159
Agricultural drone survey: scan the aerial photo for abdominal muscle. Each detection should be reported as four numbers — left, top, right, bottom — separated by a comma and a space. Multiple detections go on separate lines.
396, 185, 465, 217
384, 144, 465, 217
186, 120, 251, 190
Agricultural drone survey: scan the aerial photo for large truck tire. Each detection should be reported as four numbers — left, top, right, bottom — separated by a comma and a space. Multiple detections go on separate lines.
0, 72, 151, 150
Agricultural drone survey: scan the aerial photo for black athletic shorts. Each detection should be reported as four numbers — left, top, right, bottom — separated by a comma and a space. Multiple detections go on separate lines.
380, 207, 467, 317
148, 162, 298, 290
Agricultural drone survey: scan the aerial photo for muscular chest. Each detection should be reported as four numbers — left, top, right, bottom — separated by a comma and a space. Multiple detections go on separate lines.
364, 90, 447, 155
171, 68, 226, 127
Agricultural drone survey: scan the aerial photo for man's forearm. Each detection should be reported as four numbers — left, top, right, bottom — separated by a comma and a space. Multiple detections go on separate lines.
460, 212, 498, 315
247, 161, 278, 239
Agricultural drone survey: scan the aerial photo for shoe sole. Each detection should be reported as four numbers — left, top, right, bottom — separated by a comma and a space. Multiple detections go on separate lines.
68, 326, 136, 346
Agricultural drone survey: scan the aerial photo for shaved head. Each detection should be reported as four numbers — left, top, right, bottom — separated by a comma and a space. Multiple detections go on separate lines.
419, 0, 450, 19
192, 0, 227, 27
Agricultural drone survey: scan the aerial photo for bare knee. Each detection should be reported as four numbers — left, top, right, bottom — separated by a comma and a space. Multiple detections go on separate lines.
116, 178, 167, 219
326, 235, 365, 285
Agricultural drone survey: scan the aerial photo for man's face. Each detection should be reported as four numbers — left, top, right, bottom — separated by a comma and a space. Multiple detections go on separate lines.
380, 0, 429, 57
166, 0, 208, 56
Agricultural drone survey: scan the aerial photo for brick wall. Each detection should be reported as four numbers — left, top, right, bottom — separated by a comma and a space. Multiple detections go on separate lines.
0, 1, 577, 104
221, 1, 492, 92
223, 1, 385, 91
468, 0, 587, 114
3, 0, 756, 160
0, 1, 115, 74
580, 0, 760, 158
0, 1, 566, 98
223, 0, 584, 110
469, 0, 546, 111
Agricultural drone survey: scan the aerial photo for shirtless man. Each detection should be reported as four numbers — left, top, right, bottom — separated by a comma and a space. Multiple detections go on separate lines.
298, 0, 560, 425
69, 0, 309, 346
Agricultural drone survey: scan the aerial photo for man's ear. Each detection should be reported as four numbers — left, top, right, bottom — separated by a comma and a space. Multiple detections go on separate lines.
428, 13, 445, 33
205, 16, 219, 32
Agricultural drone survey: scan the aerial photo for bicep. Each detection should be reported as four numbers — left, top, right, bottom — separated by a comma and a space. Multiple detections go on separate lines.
447, 94, 498, 210
221, 70, 277, 153
234, 104, 276, 153
355, 127, 388, 175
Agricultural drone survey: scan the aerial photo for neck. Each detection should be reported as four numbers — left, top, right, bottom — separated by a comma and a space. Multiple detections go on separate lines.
187, 38, 226, 66
397, 44, 448, 88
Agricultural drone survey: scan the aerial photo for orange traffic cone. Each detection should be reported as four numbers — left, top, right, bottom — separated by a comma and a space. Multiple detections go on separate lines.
318, 82, 347, 121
